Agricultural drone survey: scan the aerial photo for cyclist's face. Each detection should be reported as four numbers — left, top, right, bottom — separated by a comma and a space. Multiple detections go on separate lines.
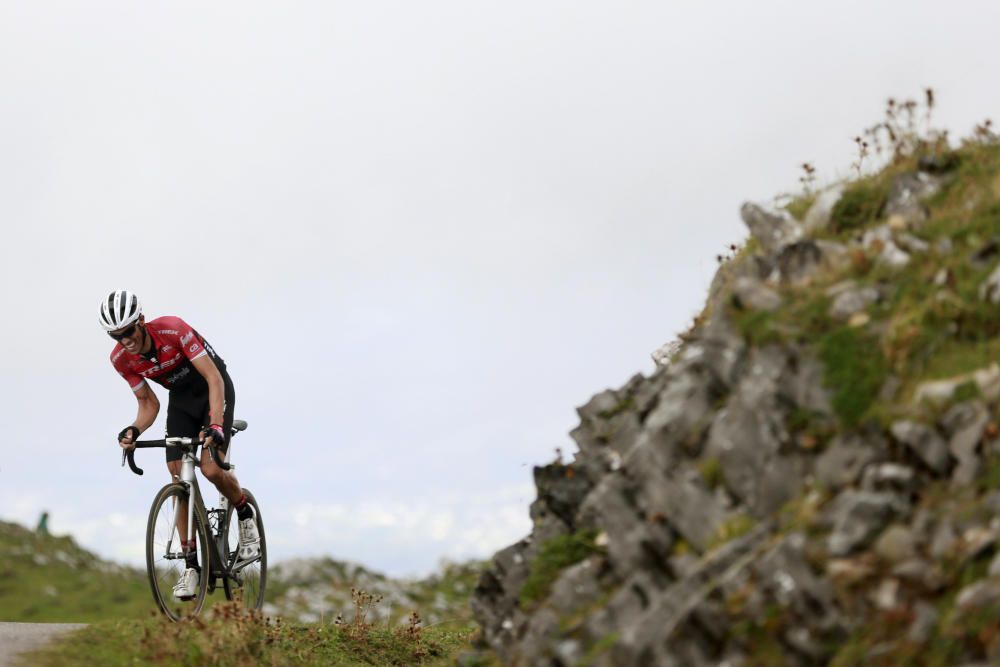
110, 320, 144, 352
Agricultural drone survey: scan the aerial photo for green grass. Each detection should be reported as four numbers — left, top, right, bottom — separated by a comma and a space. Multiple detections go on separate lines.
953, 379, 983, 402
698, 456, 723, 489
977, 458, 1000, 493
1, 519, 484, 664
785, 193, 816, 222
0, 521, 152, 623
577, 633, 620, 667
732, 284, 832, 348
597, 397, 635, 420
817, 326, 889, 428
20, 606, 478, 667
519, 529, 603, 609
0, 520, 271, 623
830, 180, 888, 234
733, 308, 782, 347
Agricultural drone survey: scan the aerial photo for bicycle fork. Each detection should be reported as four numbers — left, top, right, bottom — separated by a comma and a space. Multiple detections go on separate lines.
171, 454, 198, 553
170, 449, 236, 564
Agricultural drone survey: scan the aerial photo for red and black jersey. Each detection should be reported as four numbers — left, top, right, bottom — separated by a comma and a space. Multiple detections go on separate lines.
110, 316, 227, 392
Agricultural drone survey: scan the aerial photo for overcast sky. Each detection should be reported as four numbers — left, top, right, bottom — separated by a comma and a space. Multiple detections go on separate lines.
2, 1, 1000, 577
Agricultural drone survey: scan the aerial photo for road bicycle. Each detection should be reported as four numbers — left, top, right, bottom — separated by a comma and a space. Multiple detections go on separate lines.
124, 420, 267, 621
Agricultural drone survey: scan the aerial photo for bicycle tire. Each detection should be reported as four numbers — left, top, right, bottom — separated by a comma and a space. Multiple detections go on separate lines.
146, 483, 210, 621
222, 488, 267, 610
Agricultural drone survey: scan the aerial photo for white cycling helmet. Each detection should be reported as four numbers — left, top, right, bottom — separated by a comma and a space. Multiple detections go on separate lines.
99, 290, 143, 331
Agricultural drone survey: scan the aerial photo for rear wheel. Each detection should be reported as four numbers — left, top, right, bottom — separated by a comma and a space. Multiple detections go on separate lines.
146, 483, 210, 621
223, 488, 267, 610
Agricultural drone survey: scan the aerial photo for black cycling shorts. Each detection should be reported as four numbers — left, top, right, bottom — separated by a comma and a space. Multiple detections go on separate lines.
165, 371, 235, 463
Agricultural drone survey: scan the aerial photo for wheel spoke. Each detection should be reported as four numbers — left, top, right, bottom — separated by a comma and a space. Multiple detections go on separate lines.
222, 489, 267, 610
146, 485, 209, 621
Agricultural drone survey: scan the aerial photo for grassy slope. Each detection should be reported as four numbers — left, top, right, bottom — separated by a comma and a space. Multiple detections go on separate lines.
21, 609, 479, 667
1, 520, 487, 664
0, 520, 151, 623
0, 520, 265, 623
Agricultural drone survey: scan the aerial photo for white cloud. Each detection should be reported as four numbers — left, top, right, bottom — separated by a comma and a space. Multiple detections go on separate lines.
269, 485, 534, 575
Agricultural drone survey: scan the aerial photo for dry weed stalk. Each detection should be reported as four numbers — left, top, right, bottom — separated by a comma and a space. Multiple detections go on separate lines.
334, 587, 384, 639
799, 162, 817, 194
851, 136, 870, 177
973, 118, 996, 144
138, 601, 283, 666
395, 610, 423, 642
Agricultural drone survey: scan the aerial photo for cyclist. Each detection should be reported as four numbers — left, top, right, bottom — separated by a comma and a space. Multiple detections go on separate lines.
100, 289, 259, 600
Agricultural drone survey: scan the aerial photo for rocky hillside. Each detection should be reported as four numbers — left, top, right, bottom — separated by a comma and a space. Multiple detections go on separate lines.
470, 108, 1000, 665
265, 557, 480, 626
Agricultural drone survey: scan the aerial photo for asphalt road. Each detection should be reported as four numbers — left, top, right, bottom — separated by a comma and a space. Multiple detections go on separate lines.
0, 622, 86, 666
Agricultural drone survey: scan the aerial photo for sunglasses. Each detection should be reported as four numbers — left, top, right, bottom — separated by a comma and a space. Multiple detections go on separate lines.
109, 323, 140, 341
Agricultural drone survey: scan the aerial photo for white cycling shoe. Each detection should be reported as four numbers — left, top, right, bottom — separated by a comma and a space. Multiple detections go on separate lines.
173, 567, 199, 600
238, 516, 260, 561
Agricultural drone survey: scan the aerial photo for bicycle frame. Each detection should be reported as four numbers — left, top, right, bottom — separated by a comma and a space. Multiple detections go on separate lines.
134, 436, 242, 583
172, 466, 230, 577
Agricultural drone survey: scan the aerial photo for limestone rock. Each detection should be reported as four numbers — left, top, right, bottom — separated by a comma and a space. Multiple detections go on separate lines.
863, 224, 910, 268
829, 286, 880, 321
827, 491, 905, 557
935, 236, 954, 255
941, 401, 989, 487
892, 558, 945, 593
988, 551, 1000, 578
907, 601, 939, 643
815, 435, 884, 490
827, 556, 876, 586
874, 524, 918, 564
651, 339, 682, 369
731, 276, 781, 312
961, 526, 999, 563
531, 463, 594, 530
775, 240, 823, 285
471, 539, 532, 652
860, 463, 916, 494
883, 172, 943, 227
896, 232, 930, 254
914, 363, 1000, 404
930, 519, 958, 560
739, 202, 801, 255
957, 580, 1000, 611
815, 239, 850, 272
890, 421, 951, 474
980, 264, 1000, 304
802, 183, 845, 234
871, 577, 900, 610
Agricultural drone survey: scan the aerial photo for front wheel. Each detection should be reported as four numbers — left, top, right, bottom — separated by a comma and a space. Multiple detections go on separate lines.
223, 488, 267, 610
146, 483, 210, 621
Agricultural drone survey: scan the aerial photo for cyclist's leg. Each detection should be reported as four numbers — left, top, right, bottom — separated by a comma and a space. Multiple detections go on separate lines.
165, 390, 202, 561
199, 375, 243, 504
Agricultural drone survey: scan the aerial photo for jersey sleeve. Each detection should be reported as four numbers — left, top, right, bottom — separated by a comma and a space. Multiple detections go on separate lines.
170, 316, 208, 362
111, 348, 145, 392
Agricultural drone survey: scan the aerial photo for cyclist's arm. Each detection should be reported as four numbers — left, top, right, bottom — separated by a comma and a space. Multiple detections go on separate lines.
191, 355, 225, 429
130, 381, 160, 434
